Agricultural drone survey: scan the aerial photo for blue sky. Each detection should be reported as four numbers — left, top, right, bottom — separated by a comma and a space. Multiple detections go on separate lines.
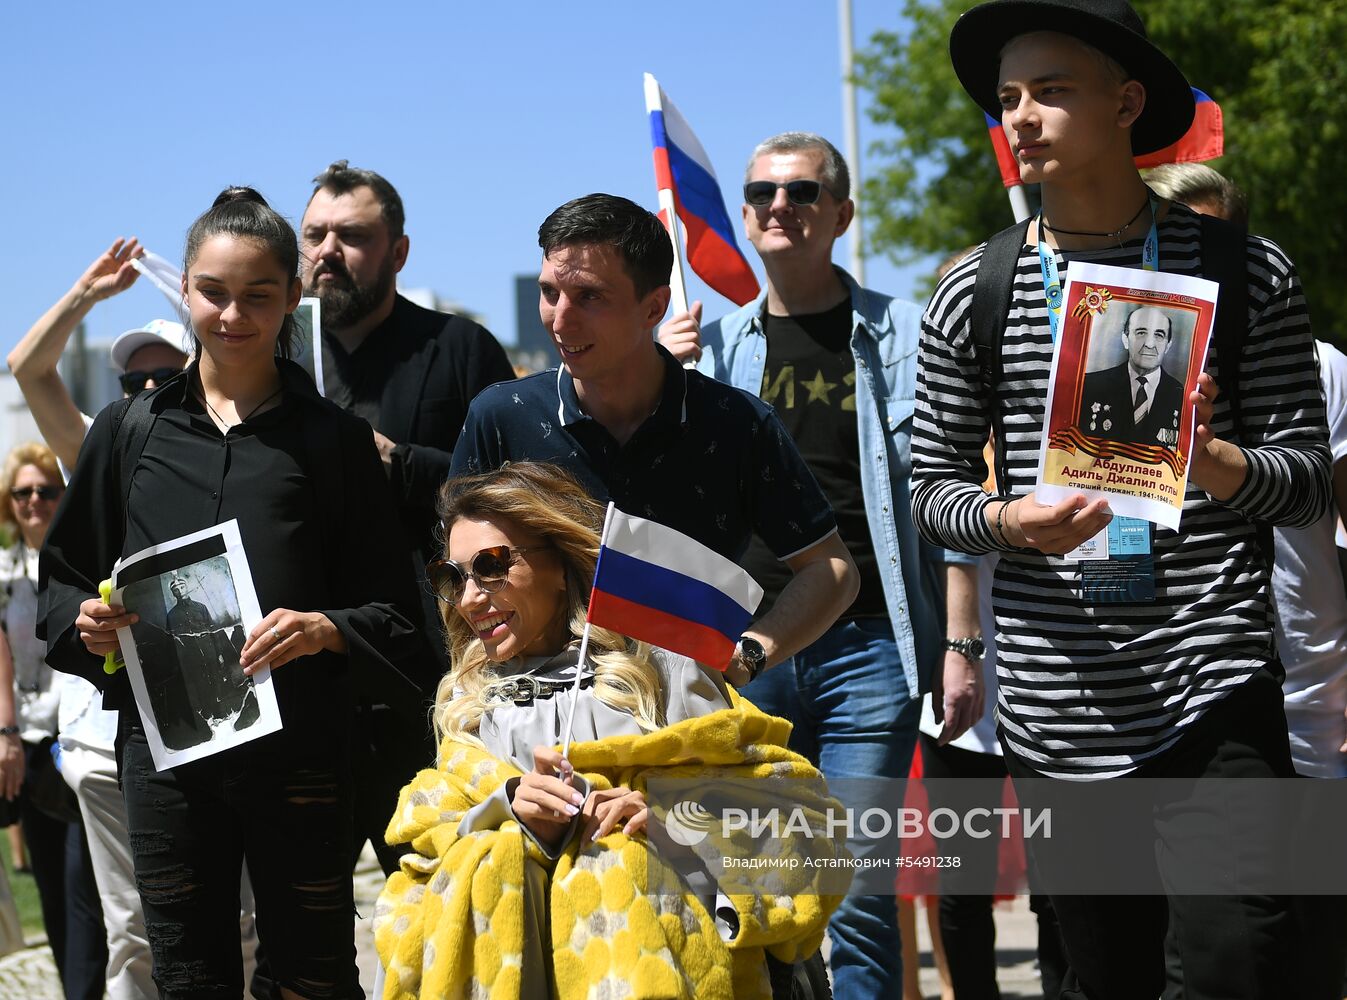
2, 1, 929, 353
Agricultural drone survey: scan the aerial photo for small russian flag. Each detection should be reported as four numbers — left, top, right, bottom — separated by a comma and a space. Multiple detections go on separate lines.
586, 505, 764, 671
644, 74, 761, 307
1133, 89, 1224, 169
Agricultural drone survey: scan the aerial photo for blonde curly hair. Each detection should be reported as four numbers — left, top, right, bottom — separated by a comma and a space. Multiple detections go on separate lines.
432, 463, 664, 745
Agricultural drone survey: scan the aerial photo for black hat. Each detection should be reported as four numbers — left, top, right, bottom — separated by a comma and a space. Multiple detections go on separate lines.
949, 0, 1194, 155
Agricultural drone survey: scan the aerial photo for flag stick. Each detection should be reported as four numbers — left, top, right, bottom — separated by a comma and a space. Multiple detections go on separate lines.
1007, 185, 1031, 224
657, 188, 692, 318
560, 501, 618, 761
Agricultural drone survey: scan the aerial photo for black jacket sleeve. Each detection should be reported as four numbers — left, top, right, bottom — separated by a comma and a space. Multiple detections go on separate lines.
38, 402, 130, 694
388, 322, 514, 510
321, 411, 440, 717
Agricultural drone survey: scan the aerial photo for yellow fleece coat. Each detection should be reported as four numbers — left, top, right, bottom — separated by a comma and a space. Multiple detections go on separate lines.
374, 692, 848, 999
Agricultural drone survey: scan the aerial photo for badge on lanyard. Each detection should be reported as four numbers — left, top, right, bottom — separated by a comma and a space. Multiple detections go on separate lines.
1080, 517, 1155, 602
1038, 198, 1161, 604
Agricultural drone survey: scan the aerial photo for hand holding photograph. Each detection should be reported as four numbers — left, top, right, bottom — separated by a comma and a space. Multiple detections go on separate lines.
110, 519, 282, 770
1035, 262, 1219, 531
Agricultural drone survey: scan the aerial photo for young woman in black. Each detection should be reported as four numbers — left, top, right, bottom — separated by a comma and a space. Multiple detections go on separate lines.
39, 188, 427, 999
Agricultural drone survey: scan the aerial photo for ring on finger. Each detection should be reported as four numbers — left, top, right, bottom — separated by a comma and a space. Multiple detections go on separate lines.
269, 625, 284, 643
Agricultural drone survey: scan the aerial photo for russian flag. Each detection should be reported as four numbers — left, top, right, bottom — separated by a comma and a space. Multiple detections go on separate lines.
644, 74, 760, 307
586, 505, 764, 671
986, 112, 1022, 188
1133, 89, 1224, 169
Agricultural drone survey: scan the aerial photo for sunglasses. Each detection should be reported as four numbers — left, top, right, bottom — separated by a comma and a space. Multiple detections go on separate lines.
119, 367, 181, 395
426, 545, 551, 604
743, 179, 829, 207
9, 486, 62, 502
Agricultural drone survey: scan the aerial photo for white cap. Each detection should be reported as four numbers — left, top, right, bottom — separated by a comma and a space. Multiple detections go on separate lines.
110, 320, 189, 374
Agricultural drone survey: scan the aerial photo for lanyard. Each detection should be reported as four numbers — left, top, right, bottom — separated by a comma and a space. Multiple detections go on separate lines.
1038, 195, 1159, 342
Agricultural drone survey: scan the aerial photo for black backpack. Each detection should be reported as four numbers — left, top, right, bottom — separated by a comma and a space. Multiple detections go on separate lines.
969, 212, 1271, 566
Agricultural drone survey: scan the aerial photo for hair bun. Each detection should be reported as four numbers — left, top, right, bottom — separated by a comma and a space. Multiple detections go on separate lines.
211, 186, 268, 209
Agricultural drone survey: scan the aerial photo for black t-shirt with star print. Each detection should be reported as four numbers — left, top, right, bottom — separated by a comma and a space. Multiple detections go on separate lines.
741, 301, 885, 619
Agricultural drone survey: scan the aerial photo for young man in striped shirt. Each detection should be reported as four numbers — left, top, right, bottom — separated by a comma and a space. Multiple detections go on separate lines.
912, 2, 1330, 997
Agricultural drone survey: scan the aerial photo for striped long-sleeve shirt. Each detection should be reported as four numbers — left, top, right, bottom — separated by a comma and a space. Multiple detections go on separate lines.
912, 204, 1331, 779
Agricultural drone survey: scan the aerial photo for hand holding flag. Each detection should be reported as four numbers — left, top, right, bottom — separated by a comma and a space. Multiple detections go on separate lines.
645, 74, 760, 310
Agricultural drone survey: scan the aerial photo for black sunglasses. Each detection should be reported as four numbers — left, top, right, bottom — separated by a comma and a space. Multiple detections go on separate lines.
743, 179, 828, 207
10, 486, 62, 502
426, 545, 551, 604
119, 367, 181, 395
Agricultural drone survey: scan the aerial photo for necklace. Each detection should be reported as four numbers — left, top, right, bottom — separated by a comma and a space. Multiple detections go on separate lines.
198, 384, 284, 432
1040, 195, 1151, 239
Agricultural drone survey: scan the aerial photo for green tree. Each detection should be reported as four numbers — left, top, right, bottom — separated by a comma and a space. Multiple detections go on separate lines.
856, 0, 1347, 337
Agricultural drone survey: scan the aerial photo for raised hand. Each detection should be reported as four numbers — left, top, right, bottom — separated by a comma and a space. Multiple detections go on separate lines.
657, 301, 704, 364
76, 238, 144, 304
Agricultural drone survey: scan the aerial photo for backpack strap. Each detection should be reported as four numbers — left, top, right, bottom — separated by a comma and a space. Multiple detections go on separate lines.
110, 389, 160, 529
971, 217, 1032, 494
1198, 213, 1272, 570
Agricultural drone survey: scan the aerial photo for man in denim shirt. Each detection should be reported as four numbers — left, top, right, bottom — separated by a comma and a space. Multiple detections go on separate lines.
659, 132, 983, 999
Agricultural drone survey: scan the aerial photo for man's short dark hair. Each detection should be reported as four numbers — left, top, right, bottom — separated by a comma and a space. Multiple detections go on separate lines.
310, 160, 406, 240
537, 194, 672, 298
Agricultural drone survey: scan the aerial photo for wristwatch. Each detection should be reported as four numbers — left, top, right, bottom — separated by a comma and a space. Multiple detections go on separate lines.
733, 636, 768, 685
943, 636, 986, 662
0, 726, 18, 737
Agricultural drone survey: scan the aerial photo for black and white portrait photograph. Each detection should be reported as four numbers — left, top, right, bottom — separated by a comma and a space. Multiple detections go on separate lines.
1077, 302, 1197, 450
112, 520, 281, 769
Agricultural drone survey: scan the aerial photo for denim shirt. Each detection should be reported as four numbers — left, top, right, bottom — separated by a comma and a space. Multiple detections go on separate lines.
697, 267, 969, 695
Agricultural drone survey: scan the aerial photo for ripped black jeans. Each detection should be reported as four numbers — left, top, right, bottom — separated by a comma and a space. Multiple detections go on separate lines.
121, 727, 362, 999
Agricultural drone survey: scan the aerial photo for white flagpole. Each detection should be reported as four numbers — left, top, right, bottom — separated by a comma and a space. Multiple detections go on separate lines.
644, 73, 692, 318
839, 0, 865, 285
1007, 185, 1031, 223
560, 501, 618, 761
658, 189, 692, 318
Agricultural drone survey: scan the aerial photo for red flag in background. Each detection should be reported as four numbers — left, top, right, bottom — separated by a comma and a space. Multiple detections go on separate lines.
1133, 89, 1224, 168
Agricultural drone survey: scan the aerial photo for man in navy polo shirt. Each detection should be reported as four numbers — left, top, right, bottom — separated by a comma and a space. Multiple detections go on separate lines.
450, 192, 859, 687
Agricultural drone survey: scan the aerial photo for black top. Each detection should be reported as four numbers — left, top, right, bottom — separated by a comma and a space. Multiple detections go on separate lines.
38, 360, 430, 744
322, 294, 515, 645
449, 344, 836, 563
741, 302, 886, 618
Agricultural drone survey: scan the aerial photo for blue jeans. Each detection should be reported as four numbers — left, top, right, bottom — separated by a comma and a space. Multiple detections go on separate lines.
743, 617, 921, 1000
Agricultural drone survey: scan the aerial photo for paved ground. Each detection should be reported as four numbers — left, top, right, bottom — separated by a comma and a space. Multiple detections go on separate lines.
0, 849, 388, 1000
913, 895, 1047, 1000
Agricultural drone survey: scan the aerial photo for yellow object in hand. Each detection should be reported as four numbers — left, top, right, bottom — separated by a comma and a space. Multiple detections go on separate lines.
98, 579, 121, 675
